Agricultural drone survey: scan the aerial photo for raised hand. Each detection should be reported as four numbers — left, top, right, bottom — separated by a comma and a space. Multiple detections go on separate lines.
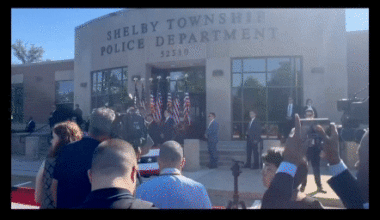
315, 123, 341, 165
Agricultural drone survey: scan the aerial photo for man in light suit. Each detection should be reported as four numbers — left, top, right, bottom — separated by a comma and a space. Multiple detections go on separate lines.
205, 112, 219, 169
244, 110, 262, 169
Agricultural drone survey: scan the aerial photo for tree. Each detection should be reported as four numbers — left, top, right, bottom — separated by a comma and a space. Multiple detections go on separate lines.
11, 39, 44, 64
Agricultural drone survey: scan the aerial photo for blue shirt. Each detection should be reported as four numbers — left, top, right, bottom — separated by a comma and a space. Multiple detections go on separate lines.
136, 168, 212, 209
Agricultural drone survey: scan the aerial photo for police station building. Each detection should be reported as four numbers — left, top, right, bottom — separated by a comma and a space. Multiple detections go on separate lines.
12, 9, 368, 141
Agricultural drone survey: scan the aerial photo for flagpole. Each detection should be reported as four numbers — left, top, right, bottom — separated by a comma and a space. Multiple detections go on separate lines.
133, 77, 138, 108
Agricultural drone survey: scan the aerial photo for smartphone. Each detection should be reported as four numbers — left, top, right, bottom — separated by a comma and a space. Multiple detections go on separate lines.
299, 118, 330, 127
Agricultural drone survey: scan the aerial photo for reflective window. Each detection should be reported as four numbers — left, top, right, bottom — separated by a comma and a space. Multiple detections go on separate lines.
232, 59, 242, 72
243, 58, 265, 72
231, 57, 302, 140
56, 80, 74, 104
243, 73, 266, 87
232, 73, 242, 87
91, 67, 128, 110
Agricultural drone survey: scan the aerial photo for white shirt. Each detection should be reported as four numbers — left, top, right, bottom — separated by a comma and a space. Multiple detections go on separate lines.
249, 117, 255, 129
208, 119, 215, 129
287, 104, 293, 117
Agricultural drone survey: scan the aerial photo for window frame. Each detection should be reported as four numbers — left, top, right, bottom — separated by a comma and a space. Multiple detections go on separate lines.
230, 56, 303, 140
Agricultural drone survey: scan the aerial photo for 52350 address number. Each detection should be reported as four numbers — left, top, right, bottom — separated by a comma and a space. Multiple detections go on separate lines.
160, 48, 189, 58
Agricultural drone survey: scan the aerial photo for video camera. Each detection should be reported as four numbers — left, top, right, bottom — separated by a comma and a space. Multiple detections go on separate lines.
337, 84, 369, 143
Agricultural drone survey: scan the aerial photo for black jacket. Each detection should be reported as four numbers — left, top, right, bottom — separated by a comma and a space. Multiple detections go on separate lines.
53, 137, 100, 208
246, 118, 261, 142
327, 169, 367, 209
161, 117, 175, 142
77, 187, 156, 209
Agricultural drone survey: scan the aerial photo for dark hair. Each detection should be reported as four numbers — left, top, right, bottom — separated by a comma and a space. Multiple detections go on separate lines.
261, 147, 284, 168
89, 107, 116, 138
209, 112, 216, 117
48, 121, 83, 158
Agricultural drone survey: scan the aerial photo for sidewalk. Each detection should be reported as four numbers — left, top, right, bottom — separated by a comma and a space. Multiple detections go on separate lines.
182, 165, 346, 208
11, 155, 345, 209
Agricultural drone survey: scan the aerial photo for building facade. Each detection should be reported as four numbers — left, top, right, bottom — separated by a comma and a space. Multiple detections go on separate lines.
11, 60, 74, 124
12, 9, 363, 141
73, 8, 348, 141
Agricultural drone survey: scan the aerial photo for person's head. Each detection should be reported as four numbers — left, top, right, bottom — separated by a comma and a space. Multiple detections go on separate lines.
89, 107, 116, 141
75, 104, 80, 108
261, 147, 284, 188
288, 97, 294, 104
249, 110, 257, 119
164, 109, 171, 118
208, 112, 216, 121
48, 121, 83, 158
356, 130, 369, 202
158, 141, 186, 171
87, 139, 138, 193
305, 109, 315, 119
306, 99, 313, 107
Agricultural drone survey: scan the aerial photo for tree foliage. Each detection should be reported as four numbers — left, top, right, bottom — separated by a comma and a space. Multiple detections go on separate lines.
11, 39, 44, 64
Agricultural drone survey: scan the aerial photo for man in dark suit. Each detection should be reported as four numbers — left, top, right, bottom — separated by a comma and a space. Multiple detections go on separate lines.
284, 97, 299, 139
244, 110, 262, 169
302, 99, 318, 118
73, 104, 83, 127
161, 110, 175, 143
25, 116, 36, 133
205, 112, 219, 169
145, 114, 162, 146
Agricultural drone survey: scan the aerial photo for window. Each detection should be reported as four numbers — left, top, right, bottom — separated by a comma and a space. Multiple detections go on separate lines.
231, 56, 303, 140
56, 80, 74, 104
11, 83, 24, 123
91, 67, 128, 111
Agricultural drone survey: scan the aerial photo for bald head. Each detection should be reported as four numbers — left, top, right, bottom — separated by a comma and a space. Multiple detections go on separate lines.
158, 141, 184, 169
91, 139, 137, 177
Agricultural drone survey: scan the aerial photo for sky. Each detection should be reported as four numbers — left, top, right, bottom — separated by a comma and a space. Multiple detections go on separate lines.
11, 8, 369, 64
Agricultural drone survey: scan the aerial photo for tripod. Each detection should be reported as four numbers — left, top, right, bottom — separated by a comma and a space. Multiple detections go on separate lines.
226, 160, 246, 209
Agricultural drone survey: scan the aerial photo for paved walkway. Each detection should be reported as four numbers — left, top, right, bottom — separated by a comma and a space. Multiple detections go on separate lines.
11, 155, 347, 209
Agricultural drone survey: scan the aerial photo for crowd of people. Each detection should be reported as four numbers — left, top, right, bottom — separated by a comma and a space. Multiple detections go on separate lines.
33, 99, 368, 209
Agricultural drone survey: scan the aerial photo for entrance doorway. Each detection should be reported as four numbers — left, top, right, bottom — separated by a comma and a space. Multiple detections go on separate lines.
151, 66, 206, 139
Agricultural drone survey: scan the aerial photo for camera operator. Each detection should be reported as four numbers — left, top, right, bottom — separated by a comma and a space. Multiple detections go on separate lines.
299, 108, 326, 193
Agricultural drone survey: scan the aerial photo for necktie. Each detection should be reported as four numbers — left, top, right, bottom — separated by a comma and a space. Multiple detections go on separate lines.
288, 104, 292, 117
249, 119, 254, 129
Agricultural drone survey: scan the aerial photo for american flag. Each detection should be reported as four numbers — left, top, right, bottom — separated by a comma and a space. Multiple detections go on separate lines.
167, 92, 172, 112
150, 90, 155, 116
183, 91, 191, 125
173, 93, 180, 124
154, 89, 162, 121
140, 83, 146, 110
